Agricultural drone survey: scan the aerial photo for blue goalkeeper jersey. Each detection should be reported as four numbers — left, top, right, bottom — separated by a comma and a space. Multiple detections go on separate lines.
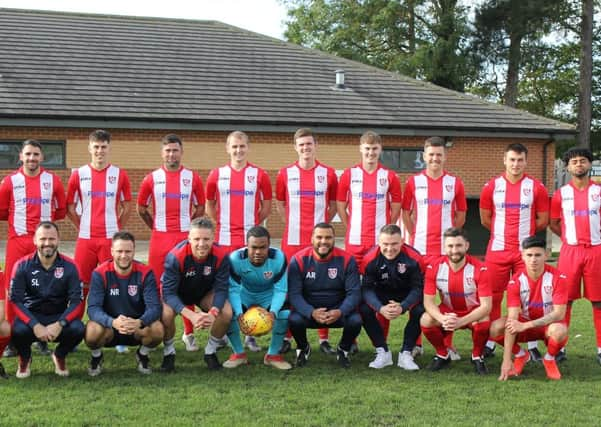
228, 247, 287, 317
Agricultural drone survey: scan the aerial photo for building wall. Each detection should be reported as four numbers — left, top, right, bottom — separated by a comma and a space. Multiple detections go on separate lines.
0, 126, 555, 248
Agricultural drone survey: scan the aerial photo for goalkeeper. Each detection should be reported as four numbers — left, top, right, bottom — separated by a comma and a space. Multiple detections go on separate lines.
223, 226, 291, 370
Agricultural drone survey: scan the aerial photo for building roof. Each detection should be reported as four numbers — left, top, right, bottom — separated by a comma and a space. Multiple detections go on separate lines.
0, 8, 575, 138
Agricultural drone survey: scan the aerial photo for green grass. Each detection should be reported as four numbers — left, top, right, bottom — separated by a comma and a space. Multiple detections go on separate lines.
1, 300, 601, 426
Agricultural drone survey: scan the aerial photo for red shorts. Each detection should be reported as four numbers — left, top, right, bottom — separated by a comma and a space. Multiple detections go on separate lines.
281, 243, 309, 263
557, 244, 601, 301
485, 249, 524, 294
4, 235, 36, 322
74, 237, 112, 284
149, 231, 187, 293
344, 244, 374, 268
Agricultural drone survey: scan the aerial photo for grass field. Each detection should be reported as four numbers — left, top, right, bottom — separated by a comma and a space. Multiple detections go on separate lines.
1, 299, 600, 426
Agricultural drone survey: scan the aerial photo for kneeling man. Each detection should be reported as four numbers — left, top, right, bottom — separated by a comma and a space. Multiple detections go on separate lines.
85, 231, 163, 375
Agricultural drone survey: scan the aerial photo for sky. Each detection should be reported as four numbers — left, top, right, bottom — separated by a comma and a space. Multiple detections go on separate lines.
0, 0, 289, 39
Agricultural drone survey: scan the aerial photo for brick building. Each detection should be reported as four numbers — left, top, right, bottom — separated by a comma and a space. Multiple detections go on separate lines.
0, 9, 575, 253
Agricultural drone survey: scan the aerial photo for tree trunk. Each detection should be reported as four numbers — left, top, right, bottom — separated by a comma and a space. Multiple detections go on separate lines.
504, 31, 522, 107
577, 0, 593, 149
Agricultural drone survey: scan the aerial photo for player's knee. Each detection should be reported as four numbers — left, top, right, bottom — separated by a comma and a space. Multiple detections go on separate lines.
287, 311, 304, 328
489, 318, 506, 337
161, 304, 176, 323
85, 321, 107, 344
147, 321, 164, 346
66, 319, 85, 339
276, 309, 289, 321
11, 319, 30, 338
409, 304, 425, 319
345, 312, 362, 329
548, 322, 568, 341
0, 319, 10, 337
358, 302, 374, 318
420, 312, 436, 328
218, 303, 233, 322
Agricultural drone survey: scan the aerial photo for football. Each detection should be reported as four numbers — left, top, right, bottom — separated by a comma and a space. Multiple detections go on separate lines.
239, 306, 273, 337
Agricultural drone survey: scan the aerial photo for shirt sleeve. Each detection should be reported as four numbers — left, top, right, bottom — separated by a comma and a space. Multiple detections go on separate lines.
401, 177, 415, 211
398, 261, 423, 313
550, 189, 562, 220
161, 253, 185, 313
506, 277, 521, 308
288, 256, 314, 319
137, 174, 153, 207
258, 170, 272, 201
336, 169, 350, 202
119, 170, 132, 202
388, 171, 402, 203
361, 260, 383, 312
87, 270, 114, 328
52, 175, 67, 221
553, 272, 569, 306
211, 255, 230, 310
339, 257, 361, 316
9, 261, 40, 327
327, 167, 338, 202
479, 180, 493, 210
140, 270, 161, 326
454, 178, 468, 212
66, 170, 80, 206
423, 264, 437, 296
205, 169, 218, 201
0, 177, 10, 220
192, 173, 206, 206
228, 255, 244, 317
476, 264, 492, 298
275, 169, 287, 202
534, 181, 550, 213
269, 252, 288, 314
60, 265, 84, 323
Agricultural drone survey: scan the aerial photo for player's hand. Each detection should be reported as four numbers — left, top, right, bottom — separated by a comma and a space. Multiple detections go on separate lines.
46, 321, 63, 341
505, 318, 524, 334
33, 323, 49, 342
121, 317, 141, 334
199, 312, 215, 329
312, 308, 328, 324
379, 302, 401, 320
498, 360, 516, 381
323, 309, 342, 325
442, 313, 458, 331
112, 315, 132, 335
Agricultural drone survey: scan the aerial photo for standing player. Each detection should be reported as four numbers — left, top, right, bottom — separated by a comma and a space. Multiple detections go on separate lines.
0, 139, 67, 356
0, 268, 10, 378
85, 232, 164, 375
66, 130, 132, 310
10, 222, 85, 378
493, 236, 568, 381
359, 224, 424, 370
550, 147, 601, 364
137, 134, 205, 352
337, 130, 402, 266
420, 228, 492, 374
160, 218, 233, 371
479, 143, 549, 359
223, 226, 291, 370
287, 223, 362, 368
401, 136, 467, 359
205, 130, 272, 352
275, 128, 338, 354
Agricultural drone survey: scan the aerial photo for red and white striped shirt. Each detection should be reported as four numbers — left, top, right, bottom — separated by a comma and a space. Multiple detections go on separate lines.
276, 161, 337, 247
424, 255, 491, 314
550, 181, 601, 246
0, 168, 66, 238
205, 163, 272, 247
507, 265, 567, 320
337, 163, 402, 247
137, 166, 205, 233
402, 171, 467, 256
66, 164, 132, 239
479, 174, 548, 252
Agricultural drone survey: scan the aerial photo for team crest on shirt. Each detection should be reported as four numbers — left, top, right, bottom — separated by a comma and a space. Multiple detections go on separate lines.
247, 176, 255, 183
328, 268, 338, 279
523, 188, 531, 196
43, 182, 51, 190
592, 194, 600, 202
54, 267, 64, 279
466, 276, 475, 286
203, 266, 212, 275
263, 271, 273, 279
445, 185, 453, 192
543, 285, 552, 295
317, 176, 325, 183
379, 178, 387, 186
109, 176, 117, 184
182, 179, 190, 187
397, 263, 406, 274
128, 285, 138, 296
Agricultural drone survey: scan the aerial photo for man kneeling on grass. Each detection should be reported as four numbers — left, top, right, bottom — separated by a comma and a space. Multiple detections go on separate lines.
85, 231, 163, 376
492, 235, 568, 381
421, 227, 492, 375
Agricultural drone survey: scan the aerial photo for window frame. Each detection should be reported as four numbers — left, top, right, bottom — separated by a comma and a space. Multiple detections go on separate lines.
0, 140, 66, 169
380, 146, 425, 173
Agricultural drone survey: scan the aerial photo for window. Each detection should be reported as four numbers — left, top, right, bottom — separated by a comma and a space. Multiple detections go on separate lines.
380, 147, 425, 172
0, 140, 66, 169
